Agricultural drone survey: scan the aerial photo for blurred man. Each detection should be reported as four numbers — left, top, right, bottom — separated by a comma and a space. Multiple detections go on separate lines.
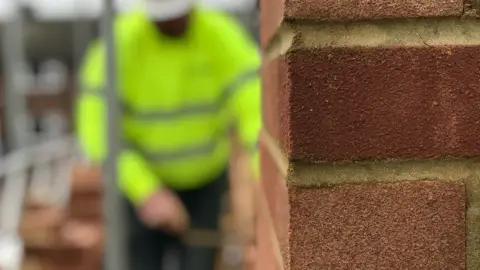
76, 0, 261, 269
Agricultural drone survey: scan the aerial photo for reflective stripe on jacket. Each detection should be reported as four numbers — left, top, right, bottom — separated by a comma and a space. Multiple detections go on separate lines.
76, 7, 261, 205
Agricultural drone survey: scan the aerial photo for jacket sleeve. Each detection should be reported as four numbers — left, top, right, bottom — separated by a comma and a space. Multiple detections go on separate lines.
76, 40, 160, 205
215, 15, 262, 180
230, 72, 261, 180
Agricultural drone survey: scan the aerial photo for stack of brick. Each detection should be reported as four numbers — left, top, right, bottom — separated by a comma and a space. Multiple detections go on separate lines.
21, 163, 103, 270
259, 0, 480, 269
20, 161, 232, 270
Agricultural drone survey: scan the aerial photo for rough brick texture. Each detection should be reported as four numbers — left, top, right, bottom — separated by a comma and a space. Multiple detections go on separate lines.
289, 181, 466, 269
284, 0, 464, 20
285, 46, 480, 162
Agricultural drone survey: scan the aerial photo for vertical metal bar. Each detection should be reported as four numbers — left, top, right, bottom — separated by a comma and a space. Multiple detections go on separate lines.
0, 2, 29, 270
0, 151, 27, 270
2, 152, 28, 233
101, 0, 128, 269
2, 0, 29, 151
73, 18, 94, 74
0, 1, 28, 269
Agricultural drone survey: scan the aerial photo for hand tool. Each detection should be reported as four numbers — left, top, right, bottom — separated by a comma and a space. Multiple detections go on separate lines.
181, 228, 225, 248
176, 228, 244, 270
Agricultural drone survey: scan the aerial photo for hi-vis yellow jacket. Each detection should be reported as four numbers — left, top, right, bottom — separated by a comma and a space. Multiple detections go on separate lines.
76, 7, 261, 205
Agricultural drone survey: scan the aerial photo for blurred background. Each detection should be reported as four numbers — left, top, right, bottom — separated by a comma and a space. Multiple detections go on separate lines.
0, 0, 259, 154
0, 1, 261, 269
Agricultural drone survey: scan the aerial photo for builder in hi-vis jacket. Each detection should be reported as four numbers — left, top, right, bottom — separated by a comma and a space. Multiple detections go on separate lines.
76, 0, 261, 269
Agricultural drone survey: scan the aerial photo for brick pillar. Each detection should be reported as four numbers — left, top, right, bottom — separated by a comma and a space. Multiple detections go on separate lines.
261, 0, 480, 269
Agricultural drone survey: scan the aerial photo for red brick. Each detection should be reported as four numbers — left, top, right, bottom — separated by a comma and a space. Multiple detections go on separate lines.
69, 192, 102, 220
261, 58, 289, 152
255, 196, 282, 270
284, 46, 480, 162
260, 0, 284, 47
261, 56, 290, 268
277, 59, 290, 156
26, 246, 100, 269
262, 59, 278, 138
20, 206, 67, 247
289, 180, 466, 269
70, 163, 102, 193
258, 141, 290, 269
262, 58, 282, 141
259, 142, 289, 246
284, 0, 464, 20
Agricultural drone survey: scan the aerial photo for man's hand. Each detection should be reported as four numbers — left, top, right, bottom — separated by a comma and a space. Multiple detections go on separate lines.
138, 188, 190, 234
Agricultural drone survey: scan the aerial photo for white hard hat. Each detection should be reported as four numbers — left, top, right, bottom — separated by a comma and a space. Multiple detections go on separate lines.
144, 0, 193, 21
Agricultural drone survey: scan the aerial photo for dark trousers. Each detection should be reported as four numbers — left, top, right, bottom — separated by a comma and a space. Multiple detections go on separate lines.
125, 170, 228, 270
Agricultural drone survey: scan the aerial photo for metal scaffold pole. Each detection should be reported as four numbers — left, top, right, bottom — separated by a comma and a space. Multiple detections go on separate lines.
0, 1, 30, 269
2, 0, 29, 151
101, 0, 128, 269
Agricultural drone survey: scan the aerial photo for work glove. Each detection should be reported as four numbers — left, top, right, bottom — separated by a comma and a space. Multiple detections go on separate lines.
138, 188, 190, 234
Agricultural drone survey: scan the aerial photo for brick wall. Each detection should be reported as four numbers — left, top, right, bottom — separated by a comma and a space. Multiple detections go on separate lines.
260, 0, 480, 269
